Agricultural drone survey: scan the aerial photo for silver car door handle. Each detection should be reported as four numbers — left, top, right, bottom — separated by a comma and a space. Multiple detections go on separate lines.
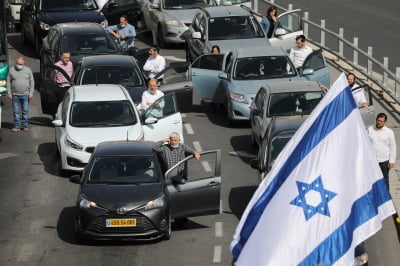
207, 181, 219, 187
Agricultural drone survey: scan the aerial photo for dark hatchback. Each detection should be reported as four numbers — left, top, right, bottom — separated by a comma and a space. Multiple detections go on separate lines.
20, 0, 108, 54
69, 141, 221, 240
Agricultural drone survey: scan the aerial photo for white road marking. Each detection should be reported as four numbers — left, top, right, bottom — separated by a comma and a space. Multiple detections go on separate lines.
201, 161, 212, 172
0, 152, 19, 160
215, 222, 223, 237
193, 141, 202, 152
184, 123, 194, 135
213, 245, 222, 263
164, 55, 186, 62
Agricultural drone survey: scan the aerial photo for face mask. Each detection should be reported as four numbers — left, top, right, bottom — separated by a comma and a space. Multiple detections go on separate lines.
15, 65, 23, 70
120, 24, 126, 28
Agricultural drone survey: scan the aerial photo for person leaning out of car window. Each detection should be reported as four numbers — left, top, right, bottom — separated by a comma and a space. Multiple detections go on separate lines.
143, 46, 166, 82
51, 52, 73, 83
106, 15, 136, 51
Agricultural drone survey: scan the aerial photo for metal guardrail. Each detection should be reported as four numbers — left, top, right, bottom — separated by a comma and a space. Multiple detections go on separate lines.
255, 0, 400, 106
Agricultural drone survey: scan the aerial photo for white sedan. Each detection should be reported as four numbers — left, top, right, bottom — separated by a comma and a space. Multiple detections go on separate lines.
52, 84, 183, 172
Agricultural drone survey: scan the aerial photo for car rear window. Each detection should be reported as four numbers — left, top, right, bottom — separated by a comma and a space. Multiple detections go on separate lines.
208, 16, 264, 40
41, 0, 98, 11
268, 91, 324, 116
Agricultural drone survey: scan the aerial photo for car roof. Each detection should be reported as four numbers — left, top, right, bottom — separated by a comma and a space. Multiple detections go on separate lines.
81, 55, 137, 67
233, 46, 287, 58
202, 6, 251, 17
70, 84, 130, 102
269, 116, 307, 137
55, 22, 106, 34
263, 80, 323, 94
94, 141, 155, 156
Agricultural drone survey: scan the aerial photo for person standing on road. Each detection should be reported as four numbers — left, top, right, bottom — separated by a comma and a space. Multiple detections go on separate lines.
141, 79, 164, 110
106, 15, 136, 51
368, 113, 397, 189
51, 52, 73, 83
289, 35, 313, 70
143, 46, 166, 81
261, 6, 278, 38
6, 56, 34, 132
347, 73, 368, 108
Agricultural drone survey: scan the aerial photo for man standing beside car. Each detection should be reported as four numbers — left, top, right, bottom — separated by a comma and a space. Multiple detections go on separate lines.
289, 35, 313, 70
51, 52, 73, 83
141, 79, 164, 110
106, 15, 136, 51
7, 56, 34, 132
143, 46, 166, 81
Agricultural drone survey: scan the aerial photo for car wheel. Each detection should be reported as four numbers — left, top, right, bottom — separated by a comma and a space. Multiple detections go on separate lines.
163, 214, 171, 240
157, 25, 167, 48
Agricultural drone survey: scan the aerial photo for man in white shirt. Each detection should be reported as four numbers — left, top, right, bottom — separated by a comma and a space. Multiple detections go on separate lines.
143, 46, 166, 80
141, 79, 164, 112
289, 35, 313, 69
368, 113, 397, 188
347, 73, 368, 108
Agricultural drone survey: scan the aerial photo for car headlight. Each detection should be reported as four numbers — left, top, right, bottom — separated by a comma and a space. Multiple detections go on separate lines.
39, 22, 51, 31
230, 93, 248, 103
100, 20, 108, 27
65, 136, 83, 151
144, 195, 165, 210
165, 18, 184, 27
80, 197, 97, 209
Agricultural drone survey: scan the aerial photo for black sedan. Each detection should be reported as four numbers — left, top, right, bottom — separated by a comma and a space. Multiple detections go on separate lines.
69, 141, 221, 241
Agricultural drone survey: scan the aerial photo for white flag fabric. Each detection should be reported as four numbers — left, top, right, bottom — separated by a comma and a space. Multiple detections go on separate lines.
230, 73, 395, 265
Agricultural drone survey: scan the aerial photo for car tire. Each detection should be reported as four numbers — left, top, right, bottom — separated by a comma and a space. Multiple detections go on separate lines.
157, 25, 167, 48
163, 214, 171, 240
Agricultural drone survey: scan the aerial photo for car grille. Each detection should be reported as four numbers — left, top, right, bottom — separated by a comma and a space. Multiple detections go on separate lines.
87, 213, 155, 234
85, 147, 95, 153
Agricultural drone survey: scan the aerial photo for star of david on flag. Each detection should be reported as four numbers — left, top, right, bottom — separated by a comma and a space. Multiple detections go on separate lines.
230, 73, 395, 265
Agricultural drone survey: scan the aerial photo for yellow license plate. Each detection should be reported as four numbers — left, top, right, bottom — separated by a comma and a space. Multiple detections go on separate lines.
106, 218, 136, 227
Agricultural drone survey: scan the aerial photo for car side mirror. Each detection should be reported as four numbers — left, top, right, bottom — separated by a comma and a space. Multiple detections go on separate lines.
144, 117, 158, 124
218, 72, 228, 80
52, 119, 64, 127
150, 3, 160, 9
302, 68, 314, 76
69, 175, 82, 184
274, 28, 287, 36
170, 175, 186, 185
192, 32, 201, 39
250, 159, 260, 170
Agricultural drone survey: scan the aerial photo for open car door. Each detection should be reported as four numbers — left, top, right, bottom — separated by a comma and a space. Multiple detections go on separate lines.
269, 9, 303, 51
40, 64, 73, 115
191, 54, 224, 103
165, 150, 221, 219
352, 85, 375, 127
142, 93, 184, 142
300, 49, 330, 88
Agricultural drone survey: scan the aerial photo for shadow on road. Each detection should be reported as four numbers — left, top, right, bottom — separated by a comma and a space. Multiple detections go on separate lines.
7, 34, 37, 59
228, 186, 258, 219
29, 116, 53, 128
37, 142, 62, 177
229, 135, 257, 165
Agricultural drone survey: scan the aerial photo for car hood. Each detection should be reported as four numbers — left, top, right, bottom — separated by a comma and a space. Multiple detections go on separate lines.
67, 125, 142, 145
81, 183, 164, 210
164, 9, 198, 25
229, 77, 301, 94
38, 11, 105, 25
209, 39, 270, 53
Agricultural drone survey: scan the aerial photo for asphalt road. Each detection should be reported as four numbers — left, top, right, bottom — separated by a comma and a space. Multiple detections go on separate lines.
260, 0, 400, 73
1, 28, 399, 265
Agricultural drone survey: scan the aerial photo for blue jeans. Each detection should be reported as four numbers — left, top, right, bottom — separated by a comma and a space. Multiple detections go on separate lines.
12, 94, 29, 128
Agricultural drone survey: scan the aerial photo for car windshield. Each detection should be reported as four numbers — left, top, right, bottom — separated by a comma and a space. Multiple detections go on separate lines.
80, 66, 144, 87
70, 100, 137, 127
269, 132, 293, 168
208, 16, 264, 41
88, 156, 161, 184
163, 0, 216, 9
41, 0, 98, 11
268, 91, 324, 116
234, 56, 297, 80
61, 35, 118, 55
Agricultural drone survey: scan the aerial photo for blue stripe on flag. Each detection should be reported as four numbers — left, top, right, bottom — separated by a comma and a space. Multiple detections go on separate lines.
232, 87, 356, 259
299, 178, 391, 265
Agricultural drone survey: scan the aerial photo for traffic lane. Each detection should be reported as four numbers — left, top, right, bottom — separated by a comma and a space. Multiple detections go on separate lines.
269, 0, 400, 72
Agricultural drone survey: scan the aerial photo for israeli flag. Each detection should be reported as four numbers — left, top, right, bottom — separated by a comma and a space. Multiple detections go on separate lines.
230, 73, 395, 265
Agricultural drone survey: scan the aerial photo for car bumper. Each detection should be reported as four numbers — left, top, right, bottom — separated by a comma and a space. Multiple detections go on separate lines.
163, 24, 189, 44
60, 145, 93, 171
228, 100, 252, 121
76, 208, 169, 240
